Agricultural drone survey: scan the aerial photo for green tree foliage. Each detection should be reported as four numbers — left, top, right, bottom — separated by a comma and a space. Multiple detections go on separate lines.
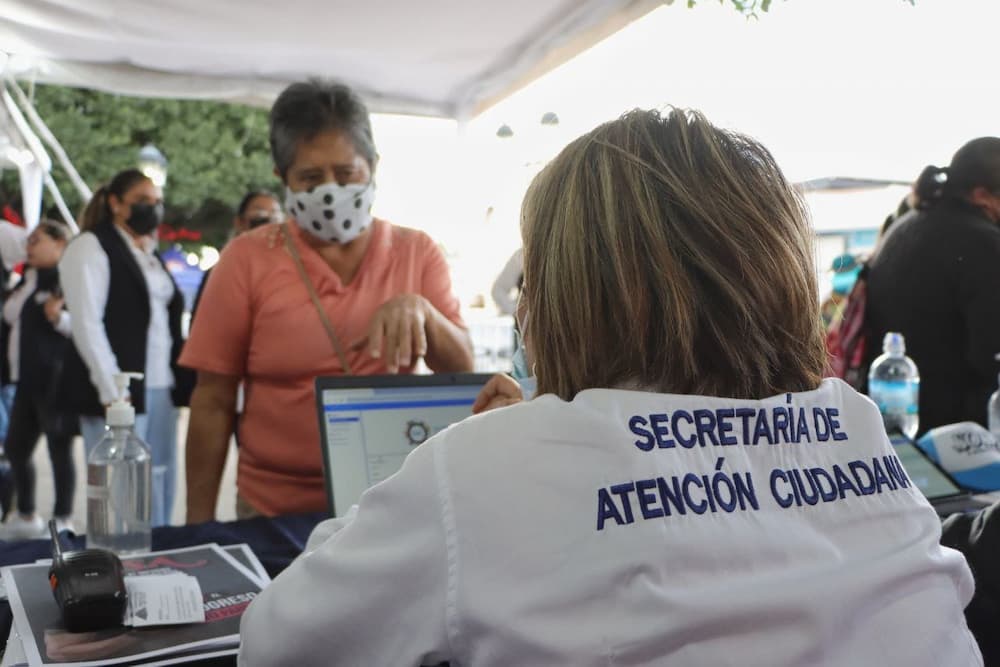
28, 84, 277, 248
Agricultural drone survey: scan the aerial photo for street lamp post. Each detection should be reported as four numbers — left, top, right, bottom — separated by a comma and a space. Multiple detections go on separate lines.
138, 143, 168, 187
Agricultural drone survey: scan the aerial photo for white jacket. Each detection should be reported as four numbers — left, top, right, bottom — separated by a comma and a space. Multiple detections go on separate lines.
239, 379, 982, 666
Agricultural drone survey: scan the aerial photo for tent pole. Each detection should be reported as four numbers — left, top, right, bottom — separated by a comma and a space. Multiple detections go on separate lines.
43, 171, 79, 233
1, 88, 78, 233
5, 77, 92, 201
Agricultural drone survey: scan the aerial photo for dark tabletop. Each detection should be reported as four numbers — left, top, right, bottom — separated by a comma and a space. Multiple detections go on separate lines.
0, 512, 326, 666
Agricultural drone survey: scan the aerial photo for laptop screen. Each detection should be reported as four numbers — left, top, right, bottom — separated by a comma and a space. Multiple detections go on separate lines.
889, 433, 964, 500
316, 374, 492, 516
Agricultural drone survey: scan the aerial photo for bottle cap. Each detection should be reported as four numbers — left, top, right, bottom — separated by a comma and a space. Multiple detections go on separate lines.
883, 332, 905, 356
106, 372, 143, 427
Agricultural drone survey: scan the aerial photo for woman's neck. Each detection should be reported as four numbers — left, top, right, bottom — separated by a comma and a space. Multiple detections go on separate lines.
299, 224, 374, 285
113, 219, 149, 249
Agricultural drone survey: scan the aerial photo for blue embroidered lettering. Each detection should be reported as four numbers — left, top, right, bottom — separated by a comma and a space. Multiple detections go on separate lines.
807, 467, 838, 502
833, 464, 860, 498
787, 467, 802, 505
813, 408, 831, 442
886, 455, 910, 488
681, 474, 708, 514
734, 408, 756, 443
848, 460, 876, 495
629, 415, 654, 451
788, 407, 801, 444
792, 468, 819, 505
772, 408, 791, 444
753, 409, 774, 445
693, 409, 720, 447
733, 472, 760, 510
716, 409, 738, 446
827, 408, 848, 441
795, 408, 811, 443
597, 488, 624, 530
649, 413, 675, 449
609, 483, 637, 523
656, 476, 687, 516
871, 458, 891, 493
770, 469, 794, 508
672, 411, 697, 448
635, 479, 663, 519
711, 467, 738, 512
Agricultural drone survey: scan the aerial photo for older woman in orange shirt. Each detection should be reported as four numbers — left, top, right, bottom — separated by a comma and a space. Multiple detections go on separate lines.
180, 80, 473, 521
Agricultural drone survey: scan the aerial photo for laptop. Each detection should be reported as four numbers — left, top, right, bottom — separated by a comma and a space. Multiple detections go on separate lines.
315, 373, 493, 516
888, 431, 995, 517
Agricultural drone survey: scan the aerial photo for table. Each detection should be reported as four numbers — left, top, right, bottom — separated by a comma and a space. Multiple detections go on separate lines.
0, 512, 326, 666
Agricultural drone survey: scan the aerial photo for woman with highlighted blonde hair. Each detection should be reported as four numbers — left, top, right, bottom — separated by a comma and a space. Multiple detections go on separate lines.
239, 110, 981, 666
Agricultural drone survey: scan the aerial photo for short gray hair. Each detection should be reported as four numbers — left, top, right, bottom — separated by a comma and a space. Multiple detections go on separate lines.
269, 79, 376, 177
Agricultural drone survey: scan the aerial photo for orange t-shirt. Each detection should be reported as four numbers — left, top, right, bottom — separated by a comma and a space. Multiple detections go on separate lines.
179, 219, 464, 515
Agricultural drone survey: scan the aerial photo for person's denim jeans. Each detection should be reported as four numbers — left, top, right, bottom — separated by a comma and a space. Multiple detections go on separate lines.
0, 384, 18, 443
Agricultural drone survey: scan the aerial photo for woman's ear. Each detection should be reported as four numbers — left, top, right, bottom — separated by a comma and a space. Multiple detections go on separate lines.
107, 193, 123, 219
969, 187, 1000, 223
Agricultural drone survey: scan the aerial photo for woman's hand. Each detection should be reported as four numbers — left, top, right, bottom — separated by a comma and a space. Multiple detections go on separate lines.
44, 295, 64, 324
472, 373, 524, 414
353, 294, 430, 373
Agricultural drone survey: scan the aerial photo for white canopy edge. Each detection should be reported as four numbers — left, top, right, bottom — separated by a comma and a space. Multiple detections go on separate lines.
0, 1, 666, 118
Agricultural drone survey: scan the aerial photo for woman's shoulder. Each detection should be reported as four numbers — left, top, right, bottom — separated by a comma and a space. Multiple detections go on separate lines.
61, 230, 104, 261
429, 393, 584, 458
382, 220, 437, 250
212, 225, 293, 271
230, 224, 288, 252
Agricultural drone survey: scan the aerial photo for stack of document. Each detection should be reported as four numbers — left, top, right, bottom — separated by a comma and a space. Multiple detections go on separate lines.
0, 544, 269, 667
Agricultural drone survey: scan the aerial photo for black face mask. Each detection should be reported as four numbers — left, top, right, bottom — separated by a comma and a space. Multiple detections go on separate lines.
125, 202, 164, 236
246, 215, 273, 229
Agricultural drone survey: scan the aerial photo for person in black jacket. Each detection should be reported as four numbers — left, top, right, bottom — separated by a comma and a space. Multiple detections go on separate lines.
864, 138, 1000, 436
942, 502, 1000, 666
58, 169, 192, 527
0, 220, 77, 540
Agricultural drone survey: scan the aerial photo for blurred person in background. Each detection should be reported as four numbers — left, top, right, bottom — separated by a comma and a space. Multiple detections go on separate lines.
491, 247, 523, 316
819, 253, 861, 331
58, 169, 190, 527
191, 190, 283, 318
0, 220, 77, 538
864, 138, 1000, 434
0, 191, 29, 519
190, 190, 283, 450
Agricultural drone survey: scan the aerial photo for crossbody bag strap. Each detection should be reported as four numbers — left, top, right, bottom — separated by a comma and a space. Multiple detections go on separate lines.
282, 223, 353, 375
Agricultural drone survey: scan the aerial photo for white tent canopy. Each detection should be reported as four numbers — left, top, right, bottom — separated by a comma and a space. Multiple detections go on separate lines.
0, 0, 664, 118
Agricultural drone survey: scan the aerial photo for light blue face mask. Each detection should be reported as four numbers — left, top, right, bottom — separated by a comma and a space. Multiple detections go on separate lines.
511, 331, 531, 380
831, 266, 862, 295
510, 328, 537, 399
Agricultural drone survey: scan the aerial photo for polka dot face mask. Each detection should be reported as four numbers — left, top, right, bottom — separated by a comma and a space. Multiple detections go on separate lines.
285, 181, 375, 244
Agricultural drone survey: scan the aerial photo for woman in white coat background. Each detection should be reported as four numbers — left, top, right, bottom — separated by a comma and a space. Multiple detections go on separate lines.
239, 109, 982, 666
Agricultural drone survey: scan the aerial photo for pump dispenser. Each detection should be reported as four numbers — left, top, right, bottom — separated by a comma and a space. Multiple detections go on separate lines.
86, 372, 152, 555
106, 372, 143, 427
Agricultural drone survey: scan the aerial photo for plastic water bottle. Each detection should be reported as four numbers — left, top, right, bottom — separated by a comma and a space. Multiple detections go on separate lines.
86, 372, 152, 555
868, 332, 920, 439
988, 354, 1000, 439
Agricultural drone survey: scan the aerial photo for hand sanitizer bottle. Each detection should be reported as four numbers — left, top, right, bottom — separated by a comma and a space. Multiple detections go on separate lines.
86, 373, 152, 555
